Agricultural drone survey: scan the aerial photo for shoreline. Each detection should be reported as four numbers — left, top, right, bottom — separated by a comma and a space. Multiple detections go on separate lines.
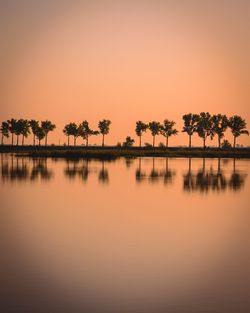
1, 145, 250, 159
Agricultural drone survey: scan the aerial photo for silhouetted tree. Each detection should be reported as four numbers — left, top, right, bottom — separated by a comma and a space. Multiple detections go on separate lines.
98, 119, 111, 146
79, 120, 98, 146
228, 115, 249, 148
14, 119, 24, 146
135, 121, 148, 147
41, 120, 56, 146
0, 121, 9, 145
19, 119, 30, 145
123, 136, 135, 147
211, 114, 228, 148
182, 113, 199, 148
29, 120, 39, 146
7, 119, 17, 146
197, 112, 213, 149
63, 123, 73, 146
148, 121, 161, 147
160, 119, 178, 147
63, 123, 79, 146
36, 127, 46, 146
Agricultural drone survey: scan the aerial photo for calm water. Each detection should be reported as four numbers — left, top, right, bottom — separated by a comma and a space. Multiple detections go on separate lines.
1, 154, 250, 313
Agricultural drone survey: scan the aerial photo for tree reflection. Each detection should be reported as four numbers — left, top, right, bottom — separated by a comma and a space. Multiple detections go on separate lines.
183, 158, 247, 193
98, 161, 109, 184
64, 159, 90, 183
63, 159, 110, 184
0, 155, 53, 183
162, 158, 176, 185
228, 158, 247, 191
135, 158, 176, 186
30, 158, 53, 181
135, 158, 146, 182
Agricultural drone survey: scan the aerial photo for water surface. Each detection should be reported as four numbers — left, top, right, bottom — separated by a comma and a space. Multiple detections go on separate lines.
1, 155, 250, 313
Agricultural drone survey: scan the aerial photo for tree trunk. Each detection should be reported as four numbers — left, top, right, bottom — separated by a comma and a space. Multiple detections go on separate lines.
68, 136, 70, 146
218, 136, 221, 149
102, 134, 105, 147
16, 135, 19, 146
203, 138, 206, 149
139, 135, 142, 147
74, 136, 76, 146
153, 135, 155, 147
33, 134, 35, 146
86, 136, 89, 147
22, 135, 24, 146
45, 134, 48, 146
189, 135, 191, 149
233, 136, 236, 149
1, 134, 3, 145
39, 140, 41, 146
166, 136, 169, 148
11, 133, 14, 146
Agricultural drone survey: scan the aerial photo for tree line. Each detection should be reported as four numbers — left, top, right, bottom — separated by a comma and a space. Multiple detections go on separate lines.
0, 113, 248, 148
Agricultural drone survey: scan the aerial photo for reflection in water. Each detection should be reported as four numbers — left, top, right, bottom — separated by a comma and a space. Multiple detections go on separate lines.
136, 158, 176, 186
64, 159, 90, 182
0, 156, 247, 193
30, 159, 53, 181
1, 154, 250, 313
1, 155, 53, 183
64, 159, 109, 184
124, 157, 134, 169
183, 158, 247, 193
98, 161, 109, 184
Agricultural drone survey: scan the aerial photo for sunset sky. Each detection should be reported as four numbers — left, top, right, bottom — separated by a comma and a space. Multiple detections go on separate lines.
1, 0, 250, 146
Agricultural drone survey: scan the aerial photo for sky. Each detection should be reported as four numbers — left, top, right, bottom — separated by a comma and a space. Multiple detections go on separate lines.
1, 0, 250, 146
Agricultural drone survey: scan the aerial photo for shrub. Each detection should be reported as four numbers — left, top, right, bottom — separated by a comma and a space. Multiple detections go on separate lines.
221, 139, 232, 149
123, 136, 135, 147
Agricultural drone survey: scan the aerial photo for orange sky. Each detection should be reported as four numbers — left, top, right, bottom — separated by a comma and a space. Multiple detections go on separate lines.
1, 0, 250, 146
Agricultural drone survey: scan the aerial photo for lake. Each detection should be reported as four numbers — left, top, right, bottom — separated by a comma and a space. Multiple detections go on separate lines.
1, 154, 250, 313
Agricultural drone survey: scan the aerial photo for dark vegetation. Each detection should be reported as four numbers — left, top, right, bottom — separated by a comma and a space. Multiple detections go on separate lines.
0, 114, 249, 158
1, 145, 250, 159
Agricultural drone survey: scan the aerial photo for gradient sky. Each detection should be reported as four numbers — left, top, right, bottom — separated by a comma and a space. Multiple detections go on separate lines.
1, 0, 250, 146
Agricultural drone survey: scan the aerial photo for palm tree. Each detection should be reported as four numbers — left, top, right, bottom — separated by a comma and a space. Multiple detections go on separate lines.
148, 121, 161, 147
35, 127, 46, 146
160, 119, 178, 147
228, 115, 249, 148
182, 113, 199, 148
14, 119, 24, 146
196, 112, 213, 149
29, 120, 39, 146
0, 121, 9, 145
135, 121, 148, 147
79, 120, 99, 146
211, 114, 228, 148
98, 119, 111, 146
19, 119, 30, 145
63, 123, 79, 146
41, 120, 56, 146
7, 118, 17, 146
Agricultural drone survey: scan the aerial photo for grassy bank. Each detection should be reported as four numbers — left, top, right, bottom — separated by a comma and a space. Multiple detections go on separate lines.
1, 145, 250, 159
